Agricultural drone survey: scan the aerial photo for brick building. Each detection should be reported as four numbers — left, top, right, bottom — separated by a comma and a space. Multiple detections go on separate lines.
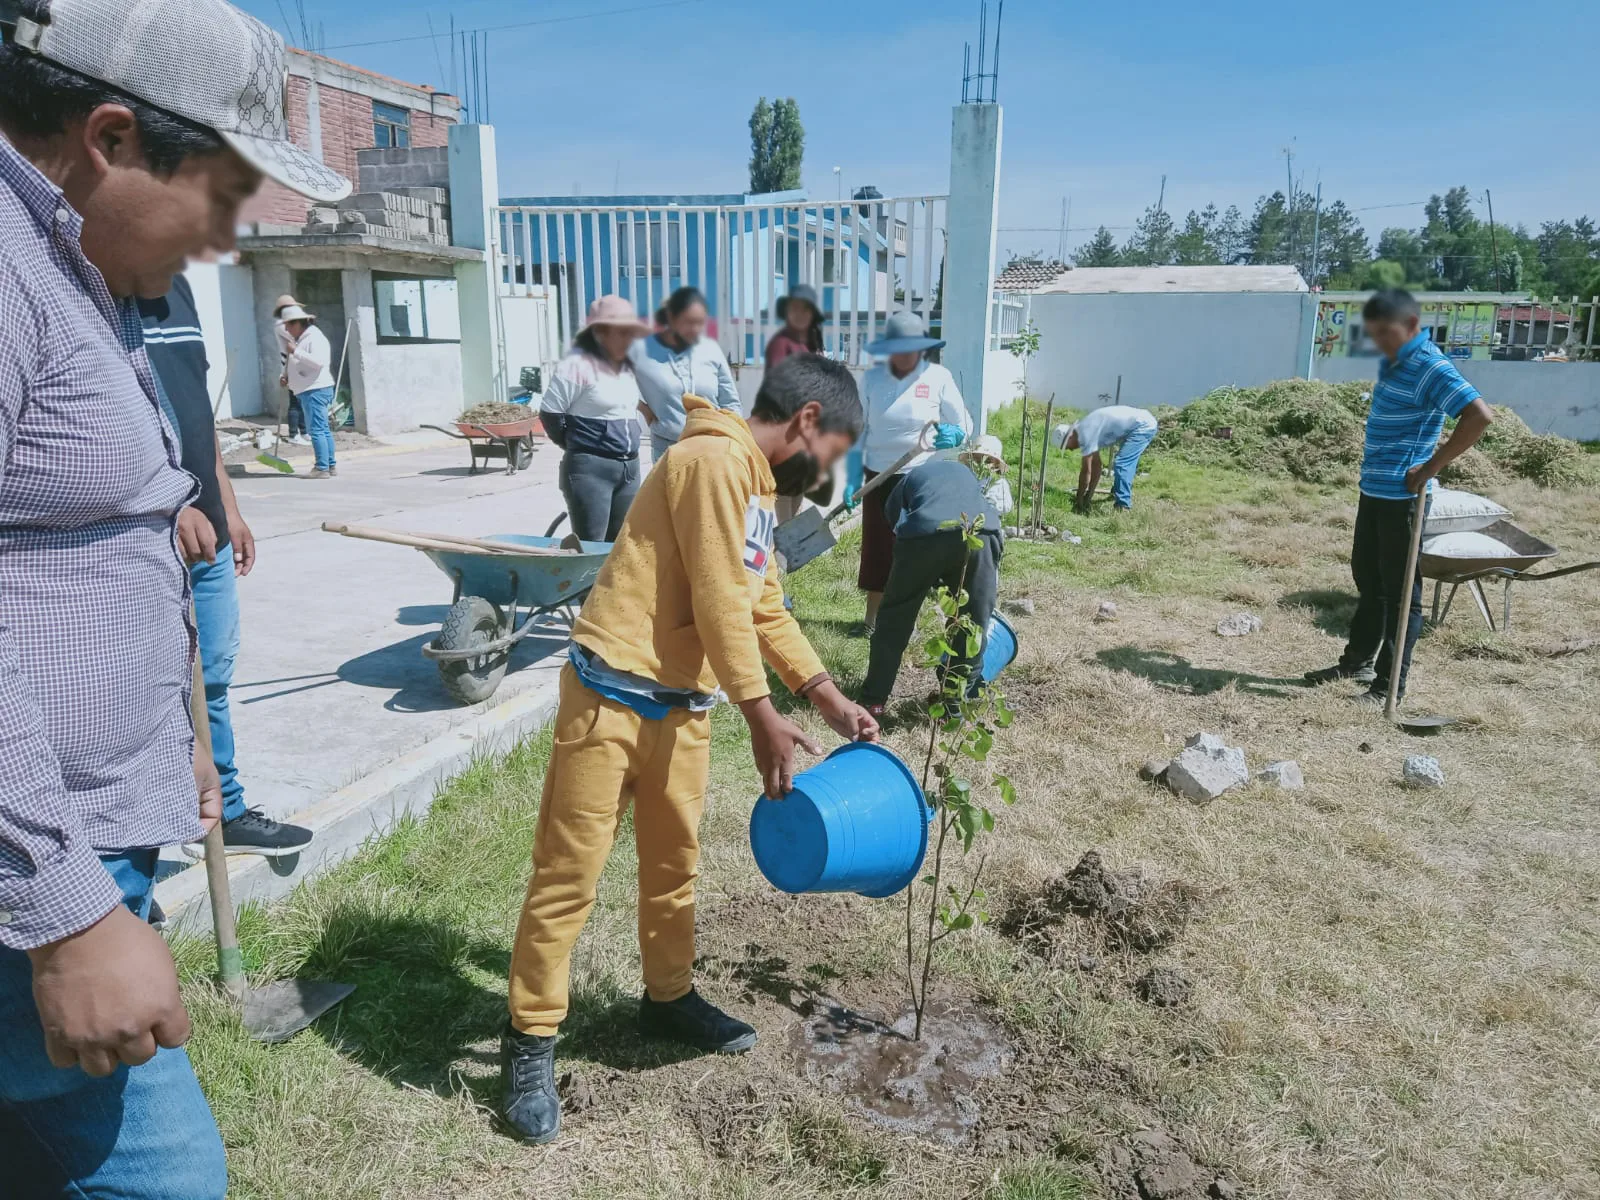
247, 48, 460, 227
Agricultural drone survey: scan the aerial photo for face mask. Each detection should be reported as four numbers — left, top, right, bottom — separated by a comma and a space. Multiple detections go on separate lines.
771, 446, 821, 497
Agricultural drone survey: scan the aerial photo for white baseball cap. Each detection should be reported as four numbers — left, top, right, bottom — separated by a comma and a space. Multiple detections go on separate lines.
11, 0, 351, 203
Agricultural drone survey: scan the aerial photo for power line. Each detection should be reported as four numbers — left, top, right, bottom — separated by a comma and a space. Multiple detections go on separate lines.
323, 0, 701, 52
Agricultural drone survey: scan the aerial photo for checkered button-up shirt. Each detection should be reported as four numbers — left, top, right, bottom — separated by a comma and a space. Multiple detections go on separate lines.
0, 134, 199, 951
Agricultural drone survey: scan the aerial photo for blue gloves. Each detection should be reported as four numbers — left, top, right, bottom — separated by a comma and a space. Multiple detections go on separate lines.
932, 423, 965, 450
842, 486, 859, 513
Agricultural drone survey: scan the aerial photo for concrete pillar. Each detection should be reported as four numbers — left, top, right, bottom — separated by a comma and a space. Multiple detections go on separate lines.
943, 103, 1003, 431
449, 124, 503, 407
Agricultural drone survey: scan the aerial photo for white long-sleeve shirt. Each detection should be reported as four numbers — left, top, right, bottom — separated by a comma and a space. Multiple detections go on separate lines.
859, 360, 970, 472
285, 323, 334, 394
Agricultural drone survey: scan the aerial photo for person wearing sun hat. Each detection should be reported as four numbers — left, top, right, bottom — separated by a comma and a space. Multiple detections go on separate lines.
276, 301, 339, 477
0, 0, 346, 1192
540, 296, 653, 541
960, 432, 1014, 516
272, 293, 310, 442
766, 282, 828, 368
855, 311, 971, 635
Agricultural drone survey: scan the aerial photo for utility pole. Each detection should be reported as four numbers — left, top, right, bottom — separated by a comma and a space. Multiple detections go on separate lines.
1485, 189, 1503, 292
1307, 179, 1323, 285
1057, 196, 1071, 262
1156, 174, 1166, 215
1283, 142, 1297, 265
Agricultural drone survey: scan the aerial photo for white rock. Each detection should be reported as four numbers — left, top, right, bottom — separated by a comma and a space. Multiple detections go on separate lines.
254, 429, 275, 449
1003, 598, 1035, 618
1094, 600, 1119, 622
1216, 612, 1263, 637
1165, 732, 1249, 804
1059, 529, 1082, 545
1403, 755, 1445, 789
1257, 760, 1304, 790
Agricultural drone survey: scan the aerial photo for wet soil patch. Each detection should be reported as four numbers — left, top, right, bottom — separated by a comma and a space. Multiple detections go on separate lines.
1098, 1126, 1239, 1200
998, 850, 1203, 960
791, 997, 1012, 1147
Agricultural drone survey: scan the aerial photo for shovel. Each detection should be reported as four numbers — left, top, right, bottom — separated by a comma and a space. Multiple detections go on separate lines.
774, 425, 935, 573
1384, 488, 1457, 735
191, 650, 353, 1041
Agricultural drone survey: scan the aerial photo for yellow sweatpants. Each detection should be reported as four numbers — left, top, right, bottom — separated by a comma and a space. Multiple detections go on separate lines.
508, 664, 712, 1037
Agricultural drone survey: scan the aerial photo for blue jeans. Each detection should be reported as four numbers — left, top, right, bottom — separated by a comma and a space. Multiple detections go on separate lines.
192, 552, 246, 824
0, 852, 227, 1199
298, 385, 336, 470
1110, 425, 1157, 509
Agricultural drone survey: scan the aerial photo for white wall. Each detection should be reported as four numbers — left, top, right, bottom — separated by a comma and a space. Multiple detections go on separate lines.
342, 262, 464, 436
1315, 356, 1600, 442
184, 258, 263, 419
1022, 291, 1315, 412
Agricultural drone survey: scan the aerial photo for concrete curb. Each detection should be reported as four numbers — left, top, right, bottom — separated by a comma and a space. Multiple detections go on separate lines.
156, 668, 561, 931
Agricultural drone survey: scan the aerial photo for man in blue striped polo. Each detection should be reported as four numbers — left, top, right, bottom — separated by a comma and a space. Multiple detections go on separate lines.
1306, 289, 1494, 703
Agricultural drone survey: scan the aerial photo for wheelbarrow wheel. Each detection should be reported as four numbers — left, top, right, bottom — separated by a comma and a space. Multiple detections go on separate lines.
436, 596, 509, 705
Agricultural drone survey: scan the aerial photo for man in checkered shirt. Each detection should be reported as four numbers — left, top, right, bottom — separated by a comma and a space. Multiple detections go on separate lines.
0, 2, 347, 1194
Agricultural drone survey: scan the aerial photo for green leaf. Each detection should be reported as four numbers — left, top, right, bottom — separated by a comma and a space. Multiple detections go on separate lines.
948, 912, 975, 931
996, 774, 1017, 805
980, 807, 995, 832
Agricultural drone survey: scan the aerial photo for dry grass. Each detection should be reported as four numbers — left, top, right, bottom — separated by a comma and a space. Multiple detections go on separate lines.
180, 447, 1600, 1200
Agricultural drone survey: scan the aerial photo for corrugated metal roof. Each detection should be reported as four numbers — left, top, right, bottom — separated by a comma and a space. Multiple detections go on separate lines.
1028, 265, 1309, 295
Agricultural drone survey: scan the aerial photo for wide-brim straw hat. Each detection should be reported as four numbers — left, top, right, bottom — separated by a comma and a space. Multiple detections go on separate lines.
585, 295, 653, 336
866, 309, 945, 355
272, 294, 303, 316
961, 433, 1007, 471
776, 283, 830, 324
277, 303, 316, 323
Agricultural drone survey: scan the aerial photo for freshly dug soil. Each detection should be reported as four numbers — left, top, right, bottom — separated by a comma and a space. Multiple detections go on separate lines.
791, 998, 1011, 1146
999, 850, 1200, 957
1134, 965, 1195, 1008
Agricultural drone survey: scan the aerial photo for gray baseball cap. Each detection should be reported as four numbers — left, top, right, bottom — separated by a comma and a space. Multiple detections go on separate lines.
10, 0, 351, 202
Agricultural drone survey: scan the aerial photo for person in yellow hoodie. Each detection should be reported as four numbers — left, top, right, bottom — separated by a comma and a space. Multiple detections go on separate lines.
501, 354, 879, 1144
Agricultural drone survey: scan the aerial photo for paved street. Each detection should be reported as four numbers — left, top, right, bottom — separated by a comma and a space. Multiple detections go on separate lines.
219, 436, 575, 826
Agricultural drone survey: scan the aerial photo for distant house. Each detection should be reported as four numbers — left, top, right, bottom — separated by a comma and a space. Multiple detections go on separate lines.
990, 265, 1314, 411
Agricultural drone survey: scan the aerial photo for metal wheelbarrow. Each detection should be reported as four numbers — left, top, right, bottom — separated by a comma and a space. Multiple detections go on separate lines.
1422, 519, 1600, 632
323, 515, 611, 704
421, 412, 544, 476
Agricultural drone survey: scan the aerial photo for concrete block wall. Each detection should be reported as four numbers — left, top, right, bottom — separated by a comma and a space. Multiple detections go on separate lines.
356, 146, 451, 192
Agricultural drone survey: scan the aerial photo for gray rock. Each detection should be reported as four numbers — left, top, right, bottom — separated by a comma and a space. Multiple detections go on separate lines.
1165, 732, 1248, 804
1139, 757, 1171, 783
1216, 612, 1263, 637
1003, 598, 1035, 617
1403, 755, 1445, 788
1094, 600, 1119, 622
1257, 760, 1304, 790
1077, 954, 1101, 973
1210, 1180, 1241, 1200
1059, 529, 1083, 544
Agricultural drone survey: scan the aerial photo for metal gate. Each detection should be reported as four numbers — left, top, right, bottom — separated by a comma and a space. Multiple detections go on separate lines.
490, 196, 947, 377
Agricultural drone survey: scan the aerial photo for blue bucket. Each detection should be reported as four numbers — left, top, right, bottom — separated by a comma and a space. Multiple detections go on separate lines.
980, 612, 1019, 682
749, 742, 931, 899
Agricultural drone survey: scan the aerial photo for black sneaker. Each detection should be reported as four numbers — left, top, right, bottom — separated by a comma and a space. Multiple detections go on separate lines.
1304, 663, 1377, 685
501, 1021, 560, 1144
147, 899, 171, 933
637, 988, 757, 1054
182, 808, 314, 860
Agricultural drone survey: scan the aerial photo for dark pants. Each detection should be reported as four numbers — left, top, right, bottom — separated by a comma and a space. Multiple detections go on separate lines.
559, 452, 640, 542
863, 530, 1001, 706
285, 392, 305, 437
1340, 493, 1427, 698
856, 469, 900, 593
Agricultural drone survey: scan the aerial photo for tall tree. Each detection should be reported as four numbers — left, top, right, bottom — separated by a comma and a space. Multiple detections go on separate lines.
1246, 191, 1290, 265
1122, 203, 1176, 266
1172, 206, 1222, 265
1073, 226, 1121, 267
748, 97, 804, 194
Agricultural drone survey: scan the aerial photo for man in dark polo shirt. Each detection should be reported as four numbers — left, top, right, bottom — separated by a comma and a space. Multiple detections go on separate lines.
140, 276, 314, 860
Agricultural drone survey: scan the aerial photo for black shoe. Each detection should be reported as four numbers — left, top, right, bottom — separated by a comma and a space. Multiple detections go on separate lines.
501, 1021, 561, 1144
147, 899, 170, 933
183, 808, 314, 860
637, 988, 757, 1054
1304, 663, 1377, 686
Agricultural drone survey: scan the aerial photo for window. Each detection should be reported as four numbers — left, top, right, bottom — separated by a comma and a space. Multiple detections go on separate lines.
618, 217, 682, 278
372, 101, 411, 149
372, 273, 460, 343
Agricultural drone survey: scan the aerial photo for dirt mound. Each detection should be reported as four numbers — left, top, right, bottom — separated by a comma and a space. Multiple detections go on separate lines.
1098, 1127, 1238, 1200
999, 850, 1200, 957
1156, 385, 1594, 490
1134, 966, 1195, 1008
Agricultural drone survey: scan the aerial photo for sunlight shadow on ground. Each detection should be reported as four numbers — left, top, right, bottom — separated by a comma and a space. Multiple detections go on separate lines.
1094, 645, 1308, 698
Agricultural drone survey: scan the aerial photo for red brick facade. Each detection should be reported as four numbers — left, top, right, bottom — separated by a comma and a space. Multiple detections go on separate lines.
242, 56, 457, 227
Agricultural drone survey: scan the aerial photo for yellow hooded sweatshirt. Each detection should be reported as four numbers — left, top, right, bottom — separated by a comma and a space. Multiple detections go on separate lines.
570, 395, 825, 704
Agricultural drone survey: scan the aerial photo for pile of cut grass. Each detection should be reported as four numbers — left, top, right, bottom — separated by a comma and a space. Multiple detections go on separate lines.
1147, 380, 1594, 490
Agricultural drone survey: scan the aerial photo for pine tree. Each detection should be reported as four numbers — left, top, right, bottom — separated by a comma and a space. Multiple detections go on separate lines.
1072, 226, 1121, 267
1122, 203, 1176, 266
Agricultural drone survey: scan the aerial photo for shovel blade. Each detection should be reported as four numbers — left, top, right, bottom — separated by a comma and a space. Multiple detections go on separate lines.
241, 979, 355, 1044
1396, 714, 1457, 734
773, 508, 836, 573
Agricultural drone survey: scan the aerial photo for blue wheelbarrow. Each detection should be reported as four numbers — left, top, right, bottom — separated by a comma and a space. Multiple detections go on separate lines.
323, 516, 611, 705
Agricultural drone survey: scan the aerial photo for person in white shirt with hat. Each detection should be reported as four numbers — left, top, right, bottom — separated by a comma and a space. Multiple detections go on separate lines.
855, 311, 970, 634
276, 302, 338, 478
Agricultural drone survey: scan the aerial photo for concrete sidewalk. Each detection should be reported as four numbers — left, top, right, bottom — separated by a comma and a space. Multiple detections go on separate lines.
158, 438, 581, 919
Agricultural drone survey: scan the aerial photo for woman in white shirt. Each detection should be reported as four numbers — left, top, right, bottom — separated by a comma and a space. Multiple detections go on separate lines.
276, 303, 337, 478
856, 311, 970, 632
540, 296, 652, 541
629, 287, 742, 462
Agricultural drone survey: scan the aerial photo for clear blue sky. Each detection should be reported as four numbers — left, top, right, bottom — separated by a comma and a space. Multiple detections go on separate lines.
238, 0, 1594, 261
